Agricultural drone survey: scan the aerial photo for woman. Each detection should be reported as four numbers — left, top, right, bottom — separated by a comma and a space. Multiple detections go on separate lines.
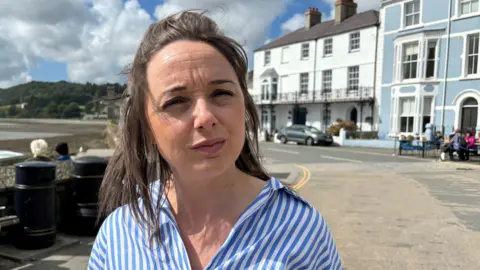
465, 131, 476, 161
26, 139, 54, 162
88, 11, 342, 270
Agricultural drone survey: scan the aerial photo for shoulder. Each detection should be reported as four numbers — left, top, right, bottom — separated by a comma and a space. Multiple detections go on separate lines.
98, 179, 164, 236
269, 179, 343, 269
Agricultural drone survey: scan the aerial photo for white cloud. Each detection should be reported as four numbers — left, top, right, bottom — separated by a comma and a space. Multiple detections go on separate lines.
0, 0, 287, 87
281, 13, 304, 33
154, 0, 286, 64
0, 0, 151, 87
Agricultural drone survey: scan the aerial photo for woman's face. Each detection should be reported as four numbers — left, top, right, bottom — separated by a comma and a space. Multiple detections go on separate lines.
146, 41, 246, 179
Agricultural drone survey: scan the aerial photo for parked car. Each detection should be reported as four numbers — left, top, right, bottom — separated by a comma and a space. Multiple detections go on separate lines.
277, 125, 333, 146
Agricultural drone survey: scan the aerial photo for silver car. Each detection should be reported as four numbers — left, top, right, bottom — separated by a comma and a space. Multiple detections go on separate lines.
277, 125, 333, 146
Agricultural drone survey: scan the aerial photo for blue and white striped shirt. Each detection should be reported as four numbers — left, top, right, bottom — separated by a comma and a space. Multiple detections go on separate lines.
88, 177, 343, 269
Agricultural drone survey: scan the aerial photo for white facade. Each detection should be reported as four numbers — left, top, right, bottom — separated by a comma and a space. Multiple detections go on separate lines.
252, 24, 378, 134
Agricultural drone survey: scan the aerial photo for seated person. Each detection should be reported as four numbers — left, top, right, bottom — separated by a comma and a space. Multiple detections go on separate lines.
450, 129, 466, 161
26, 139, 54, 162
434, 131, 444, 149
465, 131, 477, 160
55, 142, 71, 161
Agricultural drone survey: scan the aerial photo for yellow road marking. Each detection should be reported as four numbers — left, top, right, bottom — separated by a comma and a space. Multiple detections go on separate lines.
291, 164, 311, 191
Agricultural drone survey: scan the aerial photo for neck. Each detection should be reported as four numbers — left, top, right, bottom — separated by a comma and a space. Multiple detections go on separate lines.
166, 166, 259, 231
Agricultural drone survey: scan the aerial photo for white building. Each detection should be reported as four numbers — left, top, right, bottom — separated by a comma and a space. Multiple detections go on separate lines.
252, 0, 380, 134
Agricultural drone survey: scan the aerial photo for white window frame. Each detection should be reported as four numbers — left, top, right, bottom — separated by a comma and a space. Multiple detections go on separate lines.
401, 41, 419, 81
424, 39, 439, 80
402, 0, 421, 29
465, 33, 480, 77
261, 79, 270, 100
264, 50, 271, 66
322, 70, 332, 93
323, 38, 333, 57
459, 0, 480, 16
280, 75, 288, 96
349, 32, 360, 52
281, 47, 289, 64
301, 43, 310, 59
399, 97, 416, 134
421, 96, 433, 132
299, 73, 309, 94
348, 66, 360, 92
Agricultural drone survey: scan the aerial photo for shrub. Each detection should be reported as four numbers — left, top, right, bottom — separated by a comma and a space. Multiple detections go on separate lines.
328, 120, 358, 136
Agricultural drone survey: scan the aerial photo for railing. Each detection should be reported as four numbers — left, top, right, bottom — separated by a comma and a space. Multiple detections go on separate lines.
252, 86, 374, 105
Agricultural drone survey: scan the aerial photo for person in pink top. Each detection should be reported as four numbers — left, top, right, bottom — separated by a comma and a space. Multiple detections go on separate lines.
465, 131, 476, 161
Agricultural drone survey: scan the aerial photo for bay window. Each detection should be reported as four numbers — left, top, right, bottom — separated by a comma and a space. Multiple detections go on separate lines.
422, 96, 433, 132
402, 42, 419, 80
400, 97, 415, 133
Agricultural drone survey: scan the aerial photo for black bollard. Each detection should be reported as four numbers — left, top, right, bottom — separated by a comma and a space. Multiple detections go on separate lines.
70, 156, 107, 235
13, 161, 56, 249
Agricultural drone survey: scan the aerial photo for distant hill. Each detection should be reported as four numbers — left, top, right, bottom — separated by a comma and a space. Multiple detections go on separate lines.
0, 81, 126, 119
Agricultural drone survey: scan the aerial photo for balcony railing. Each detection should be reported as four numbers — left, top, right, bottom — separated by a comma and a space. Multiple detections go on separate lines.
252, 86, 374, 105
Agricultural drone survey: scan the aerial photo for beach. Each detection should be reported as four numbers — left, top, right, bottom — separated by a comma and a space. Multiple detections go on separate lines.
0, 120, 109, 154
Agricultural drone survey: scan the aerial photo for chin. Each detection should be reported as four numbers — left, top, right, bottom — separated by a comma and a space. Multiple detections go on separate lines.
190, 157, 235, 177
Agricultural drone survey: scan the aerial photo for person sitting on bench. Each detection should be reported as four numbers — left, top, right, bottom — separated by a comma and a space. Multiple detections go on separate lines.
465, 131, 476, 161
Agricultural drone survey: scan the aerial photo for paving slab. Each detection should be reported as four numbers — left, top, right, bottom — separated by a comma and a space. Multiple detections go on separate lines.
0, 235, 79, 263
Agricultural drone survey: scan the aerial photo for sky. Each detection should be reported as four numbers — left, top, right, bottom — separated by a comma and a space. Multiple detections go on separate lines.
0, 0, 379, 88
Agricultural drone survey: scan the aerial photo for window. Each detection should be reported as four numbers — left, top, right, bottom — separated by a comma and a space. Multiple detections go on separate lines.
348, 66, 359, 92
402, 42, 419, 79
404, 1, 420, 27
400, 97, 415, 133
422, 96, 433, 132
280, 75, 288, 96
264, 51, 271, 65
460, 0, 479, 15
349, 32, 360, 51
425, 40, 438, 78
324, 38, 333, 56
271, 78, 278, 100
467, 34, 479, 76
301, 43, 310, 59
322, 70, 332, 93
300, 73, 309, 94
281, 47, 289, 63
261, 79, 269, 100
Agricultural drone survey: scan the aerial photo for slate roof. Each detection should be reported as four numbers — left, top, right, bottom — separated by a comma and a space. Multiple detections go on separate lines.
255, 10, 379, 52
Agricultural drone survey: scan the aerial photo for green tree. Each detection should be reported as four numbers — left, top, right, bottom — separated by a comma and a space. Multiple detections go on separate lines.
62, 102, 81, 118
8, 104, 17, 117
44, 102, 59, 118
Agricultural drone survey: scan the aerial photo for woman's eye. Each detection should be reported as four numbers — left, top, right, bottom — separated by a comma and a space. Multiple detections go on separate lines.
162, 97, 187, 109
212, 89, 233, 97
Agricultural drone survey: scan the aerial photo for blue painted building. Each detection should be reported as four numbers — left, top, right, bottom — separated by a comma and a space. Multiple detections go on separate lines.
377, 0, 480, 137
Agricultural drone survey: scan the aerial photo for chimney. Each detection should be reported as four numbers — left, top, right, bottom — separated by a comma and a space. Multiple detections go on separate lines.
305, 7, 322, 29
335, 0, 357, 24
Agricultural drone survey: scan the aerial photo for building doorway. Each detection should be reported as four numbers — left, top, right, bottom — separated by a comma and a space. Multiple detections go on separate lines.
349, 107, 358, 124
293, 107, 307, 125
461, 97, 478, 132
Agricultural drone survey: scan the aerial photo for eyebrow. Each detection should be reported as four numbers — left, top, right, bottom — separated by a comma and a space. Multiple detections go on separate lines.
163, 79, 235, 94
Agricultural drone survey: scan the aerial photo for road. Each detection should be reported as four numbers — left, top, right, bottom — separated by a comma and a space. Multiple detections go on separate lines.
6, 142, 480, 269
261, 142, 480, 269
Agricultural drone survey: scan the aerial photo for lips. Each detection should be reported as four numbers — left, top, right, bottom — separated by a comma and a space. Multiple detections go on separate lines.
190, 138, 226, 155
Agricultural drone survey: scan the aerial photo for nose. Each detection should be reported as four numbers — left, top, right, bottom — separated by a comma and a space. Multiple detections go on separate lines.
192, 98, 217, 130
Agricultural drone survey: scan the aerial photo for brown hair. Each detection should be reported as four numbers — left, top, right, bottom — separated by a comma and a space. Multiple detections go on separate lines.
98, 10, 269, 236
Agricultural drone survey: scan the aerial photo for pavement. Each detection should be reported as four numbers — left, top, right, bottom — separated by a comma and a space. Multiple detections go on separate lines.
260, 142, 480, 269
3, 141, 480, 269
